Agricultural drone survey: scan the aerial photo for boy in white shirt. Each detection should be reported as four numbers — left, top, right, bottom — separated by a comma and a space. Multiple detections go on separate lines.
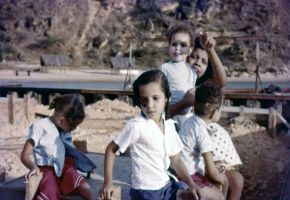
179, 82, 228, 200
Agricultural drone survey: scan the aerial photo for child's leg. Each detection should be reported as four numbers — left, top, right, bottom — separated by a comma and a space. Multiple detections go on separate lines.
78, 182, 94, 200
225, 170, 244, 200
60, 157, 94, 199
200, 186, 225, 200
36, 167, 61, 200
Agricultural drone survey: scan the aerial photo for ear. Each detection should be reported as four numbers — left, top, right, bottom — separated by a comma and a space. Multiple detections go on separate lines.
59, 116, 66, 124
208, 108, 217, 120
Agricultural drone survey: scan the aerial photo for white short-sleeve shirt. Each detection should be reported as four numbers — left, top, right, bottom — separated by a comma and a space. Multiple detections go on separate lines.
160, 61, 197, 114
114, 114, 183, 190
28, 117, 72, 177
207, 123, 242, 168
179, 115, 213, 176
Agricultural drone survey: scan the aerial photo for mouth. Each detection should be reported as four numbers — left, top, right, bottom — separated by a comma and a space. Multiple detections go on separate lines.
192, 66, 200, 74
147, 111, 156, 115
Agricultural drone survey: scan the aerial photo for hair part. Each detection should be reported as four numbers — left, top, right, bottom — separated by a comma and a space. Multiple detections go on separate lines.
168, 24, 195, 47
133, 69, 171, 119
194, 82, 224, 117
49, 93, 85, 126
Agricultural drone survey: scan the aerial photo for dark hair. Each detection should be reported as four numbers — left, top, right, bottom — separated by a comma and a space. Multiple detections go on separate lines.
194, 82, 223, 117
133, 70, 171, 119
194, 36, 213, 86
49, 93, 85, 126
168, 24, 195, 47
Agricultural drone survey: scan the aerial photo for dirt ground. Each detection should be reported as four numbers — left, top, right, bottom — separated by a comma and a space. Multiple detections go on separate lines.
0, 96, 289, 200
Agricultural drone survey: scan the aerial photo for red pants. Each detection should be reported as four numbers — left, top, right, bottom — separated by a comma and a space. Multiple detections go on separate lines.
191, 173, 213, 188
35, 157, 86, 200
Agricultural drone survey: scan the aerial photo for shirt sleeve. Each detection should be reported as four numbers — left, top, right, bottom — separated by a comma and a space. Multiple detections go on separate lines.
197, 126, 213, 155
114, 121, 140, 153
159, 63, 167, 74
28, 123, 44, 147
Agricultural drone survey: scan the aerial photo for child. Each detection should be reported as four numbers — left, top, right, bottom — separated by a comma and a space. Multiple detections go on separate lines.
98, 70, 204, 200
207, 123, 244, 200
179, 82, 228, 200
187, 32, 227, 87
20, 94, 94, 200
159, 24, 197, 127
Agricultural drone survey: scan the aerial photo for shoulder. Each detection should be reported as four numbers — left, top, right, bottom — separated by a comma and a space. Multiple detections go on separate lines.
31, 117, 52, 129
182, 115, 201, 129
124, 115, 148, 130
159, 62, 172, 72
207, 123, 231, 141
164, 118, 178, 133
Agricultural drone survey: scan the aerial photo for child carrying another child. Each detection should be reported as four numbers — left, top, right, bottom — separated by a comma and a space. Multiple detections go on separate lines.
179, 82, 228, 200
99, 70, 204, 200
160, 25, 227, 129
21, 94, 94, 200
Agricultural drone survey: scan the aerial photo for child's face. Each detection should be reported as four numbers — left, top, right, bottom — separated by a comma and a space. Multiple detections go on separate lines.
60, 117, 83, 132
169, 32, 192, 62
138, 82, 167, 122
187, 48, 209, 78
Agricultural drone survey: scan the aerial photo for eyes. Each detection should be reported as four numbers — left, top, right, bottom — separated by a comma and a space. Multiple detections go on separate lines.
139, 96, 161, 107
171, 42, 189, 48
190, 55, 207, 64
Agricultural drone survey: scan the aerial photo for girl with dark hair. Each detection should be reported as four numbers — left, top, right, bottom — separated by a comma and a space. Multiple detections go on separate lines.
99, 70, 204, 200
187, 32, 227, 87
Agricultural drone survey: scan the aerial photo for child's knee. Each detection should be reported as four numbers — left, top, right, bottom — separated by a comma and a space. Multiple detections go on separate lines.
79, 182, 92, 191
235, 172, 244, 188
227, 171, 244, 188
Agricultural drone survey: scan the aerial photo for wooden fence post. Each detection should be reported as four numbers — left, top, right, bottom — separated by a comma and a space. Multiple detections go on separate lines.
24, 94, 30, 121
239, 106, 245, 116
268, 107, 277, 137
7, 94, 14, 124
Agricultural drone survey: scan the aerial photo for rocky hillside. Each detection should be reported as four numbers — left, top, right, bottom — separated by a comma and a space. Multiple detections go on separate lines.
0, 0, 289, 76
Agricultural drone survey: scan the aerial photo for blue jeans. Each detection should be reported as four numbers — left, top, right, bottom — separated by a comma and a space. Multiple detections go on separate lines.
130, 180, 181, 200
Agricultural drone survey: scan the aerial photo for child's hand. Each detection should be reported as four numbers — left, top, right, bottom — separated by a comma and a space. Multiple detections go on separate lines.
188, 186, 206, 200
183, 88, 195, 106
25, 166, 40, 182
99, 183, 114, 200
199, 32, 216, 51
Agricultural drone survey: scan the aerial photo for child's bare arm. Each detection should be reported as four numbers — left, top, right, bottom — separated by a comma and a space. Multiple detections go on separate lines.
20, 139, 40, 181
203, 152, 227, 186
99, 141, 119, 200
170, 153, 205, 200
200, 32, 227, 87
169, 88, 195, 117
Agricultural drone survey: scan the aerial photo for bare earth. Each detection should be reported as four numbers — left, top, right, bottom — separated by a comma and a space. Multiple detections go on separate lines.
0, 67, 290, 200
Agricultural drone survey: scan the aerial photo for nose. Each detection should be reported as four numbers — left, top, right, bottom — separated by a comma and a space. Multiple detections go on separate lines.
175, 45, 181, 51
146, 99, 154, 109
195, 58, 202, 66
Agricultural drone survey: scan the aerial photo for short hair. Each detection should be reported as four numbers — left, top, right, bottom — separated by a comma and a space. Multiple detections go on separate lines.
194, 82, 224, 117
168, 24, 195, 47
49, 93, 85, 126
133, 69, 171, 119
